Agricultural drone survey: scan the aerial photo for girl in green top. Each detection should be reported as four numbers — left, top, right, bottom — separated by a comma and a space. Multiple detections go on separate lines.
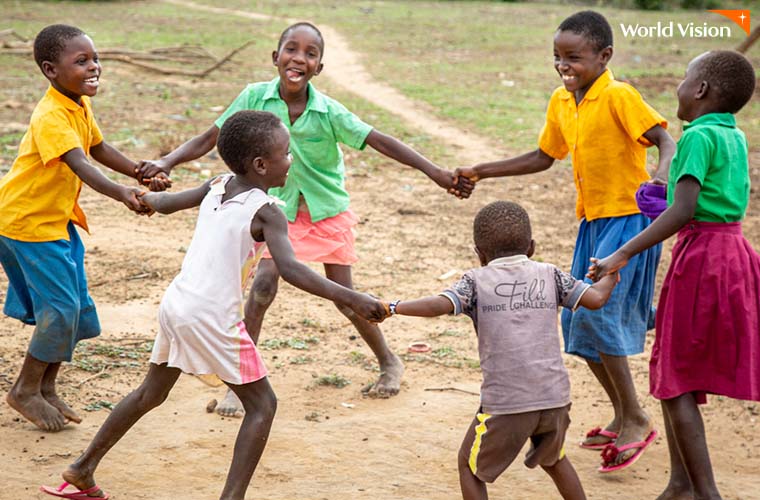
137, 22, 471, 415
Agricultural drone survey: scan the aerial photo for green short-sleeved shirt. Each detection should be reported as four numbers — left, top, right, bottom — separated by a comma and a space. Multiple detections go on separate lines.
667, 113, 749, 222
215, 78, 373, 222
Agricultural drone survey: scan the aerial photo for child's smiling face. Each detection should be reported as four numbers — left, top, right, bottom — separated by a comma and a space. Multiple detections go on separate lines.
272, 25, 323, 95
553, 30, 611, 100
43, 34, 101, 104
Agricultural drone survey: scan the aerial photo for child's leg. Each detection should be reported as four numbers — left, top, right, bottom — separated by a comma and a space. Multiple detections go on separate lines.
324, 263, 404, 397
457, 439, 488, 500
219, 377, 277, 500
596, 353, 652, 464
583, 359, 622, 446
216, 260, 279, 417
40, 360, 82, 423
541, 456, 586, 500
660, 394, 720, 499
656, 401, 693, 500
6, 353, 66, 432
61, 363, 181, 495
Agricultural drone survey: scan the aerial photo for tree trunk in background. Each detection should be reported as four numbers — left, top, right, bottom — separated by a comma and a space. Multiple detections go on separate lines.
737, 25, 760, 53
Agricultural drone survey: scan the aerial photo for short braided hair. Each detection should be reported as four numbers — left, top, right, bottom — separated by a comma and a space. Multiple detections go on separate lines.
33, 24, 85, 70
473, 201, 532, 258
694, 50, 756, 114
217, 111, 283, 175
277, 22, 324, 59
557, 11, 613, 52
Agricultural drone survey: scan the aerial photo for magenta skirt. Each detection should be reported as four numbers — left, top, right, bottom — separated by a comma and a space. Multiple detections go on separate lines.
651, 221, 760, 403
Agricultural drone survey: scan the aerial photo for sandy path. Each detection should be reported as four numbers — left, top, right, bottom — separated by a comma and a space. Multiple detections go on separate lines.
2, 2, 759, 500
163, 0, 497, 163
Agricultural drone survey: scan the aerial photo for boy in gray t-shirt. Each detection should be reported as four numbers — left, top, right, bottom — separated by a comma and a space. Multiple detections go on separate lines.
383, 201, 618, 500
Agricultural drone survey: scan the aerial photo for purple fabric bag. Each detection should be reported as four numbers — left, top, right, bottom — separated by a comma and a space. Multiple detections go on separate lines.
636, 183, 667, 219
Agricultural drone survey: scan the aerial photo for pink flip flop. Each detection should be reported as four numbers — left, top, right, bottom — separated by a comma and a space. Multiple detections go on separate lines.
598, 429, 659, 473
579, 426, 618, 450
40, 482, 110, 499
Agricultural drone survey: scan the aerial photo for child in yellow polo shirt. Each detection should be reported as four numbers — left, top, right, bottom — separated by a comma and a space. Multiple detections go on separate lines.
456, 11, 676, 473
0, 24, 168, 432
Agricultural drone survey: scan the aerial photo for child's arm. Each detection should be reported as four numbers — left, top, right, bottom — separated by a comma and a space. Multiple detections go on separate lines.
61, 147, 148, 213
455, 148, 555, 182
575, 272, 618, 310
387, 296, 454, 317
253, 203, 387, 322
136, 125, 219, 182
588, 176, 701, 280
642, 125, 676, 185
139, 179, 213, 215
91, 141, 171, 191
364, 129, 469, 196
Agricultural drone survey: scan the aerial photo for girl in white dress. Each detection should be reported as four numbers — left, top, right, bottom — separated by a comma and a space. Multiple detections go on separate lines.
41, 110, 386, 500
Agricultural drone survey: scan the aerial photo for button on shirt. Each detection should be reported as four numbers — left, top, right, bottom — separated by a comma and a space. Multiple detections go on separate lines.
215, 79, 373, 223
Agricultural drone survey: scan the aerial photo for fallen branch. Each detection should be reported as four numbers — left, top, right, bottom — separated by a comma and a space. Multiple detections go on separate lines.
74, 366, 109, 388
0, 31, 253, 78
104, 39, 253, 77
424, 386, 480, 396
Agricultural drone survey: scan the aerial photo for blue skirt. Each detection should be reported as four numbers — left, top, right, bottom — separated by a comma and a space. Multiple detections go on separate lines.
561, 214, 660, 363
0, 222, 100, 363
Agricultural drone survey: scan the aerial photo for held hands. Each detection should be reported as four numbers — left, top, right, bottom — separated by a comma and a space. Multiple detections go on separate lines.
449, 166, 478, 199
120, 186, 153, 216
587, 253, 628, 282
137, 191, 160, 214
350, 293, 388, 323
135, 159, 172, 191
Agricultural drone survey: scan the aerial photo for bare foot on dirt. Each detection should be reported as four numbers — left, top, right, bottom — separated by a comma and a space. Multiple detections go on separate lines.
60, 465, 108, 498
362, 354, 404, 398
6, 389, 67, 432
43, 391, 83, 424
656, 485, 694, 500
215, 389, 244, 418
607, 414, 654, 465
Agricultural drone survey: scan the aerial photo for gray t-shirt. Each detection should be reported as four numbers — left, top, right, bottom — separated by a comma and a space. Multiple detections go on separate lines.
441, 255, 590, 415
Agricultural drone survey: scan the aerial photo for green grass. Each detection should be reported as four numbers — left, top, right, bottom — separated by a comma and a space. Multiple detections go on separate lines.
182, 0, 759, 150
2, 0, 758, 172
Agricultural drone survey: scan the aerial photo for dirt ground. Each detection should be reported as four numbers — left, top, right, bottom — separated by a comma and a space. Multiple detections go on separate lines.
2, 2, 760, 499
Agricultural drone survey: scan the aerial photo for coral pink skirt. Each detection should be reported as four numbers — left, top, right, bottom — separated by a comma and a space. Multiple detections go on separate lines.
263, 202, 359, 265
651, 221, 760, 403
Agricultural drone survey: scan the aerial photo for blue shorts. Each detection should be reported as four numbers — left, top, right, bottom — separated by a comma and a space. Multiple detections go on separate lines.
0, 222, 100, 363
561, 214, 660, 363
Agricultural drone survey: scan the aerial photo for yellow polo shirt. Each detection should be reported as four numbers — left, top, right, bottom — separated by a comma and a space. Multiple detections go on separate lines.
538, 69, 667, 221
0, 86, 103, 241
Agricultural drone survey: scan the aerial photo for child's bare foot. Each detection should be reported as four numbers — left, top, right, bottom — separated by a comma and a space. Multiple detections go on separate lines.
61, 465, 107, 498
42, 391, 82, 424
6, 388, 67, 432
362, 355, 404, 398
656, 485, 694, 500
608, 413, 653, 465
216, 389, 245, 418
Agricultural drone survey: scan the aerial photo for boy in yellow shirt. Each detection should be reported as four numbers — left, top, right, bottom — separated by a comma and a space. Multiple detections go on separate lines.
456, 11, 675, 472
0, 24, 167, 432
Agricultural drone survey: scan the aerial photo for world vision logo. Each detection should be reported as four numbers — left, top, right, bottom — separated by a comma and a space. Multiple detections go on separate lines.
709, 9, 751, 36
619, 8, 752, 38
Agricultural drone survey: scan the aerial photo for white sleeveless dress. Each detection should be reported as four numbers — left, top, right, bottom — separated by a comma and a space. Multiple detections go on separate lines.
150, 175, 274, 385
